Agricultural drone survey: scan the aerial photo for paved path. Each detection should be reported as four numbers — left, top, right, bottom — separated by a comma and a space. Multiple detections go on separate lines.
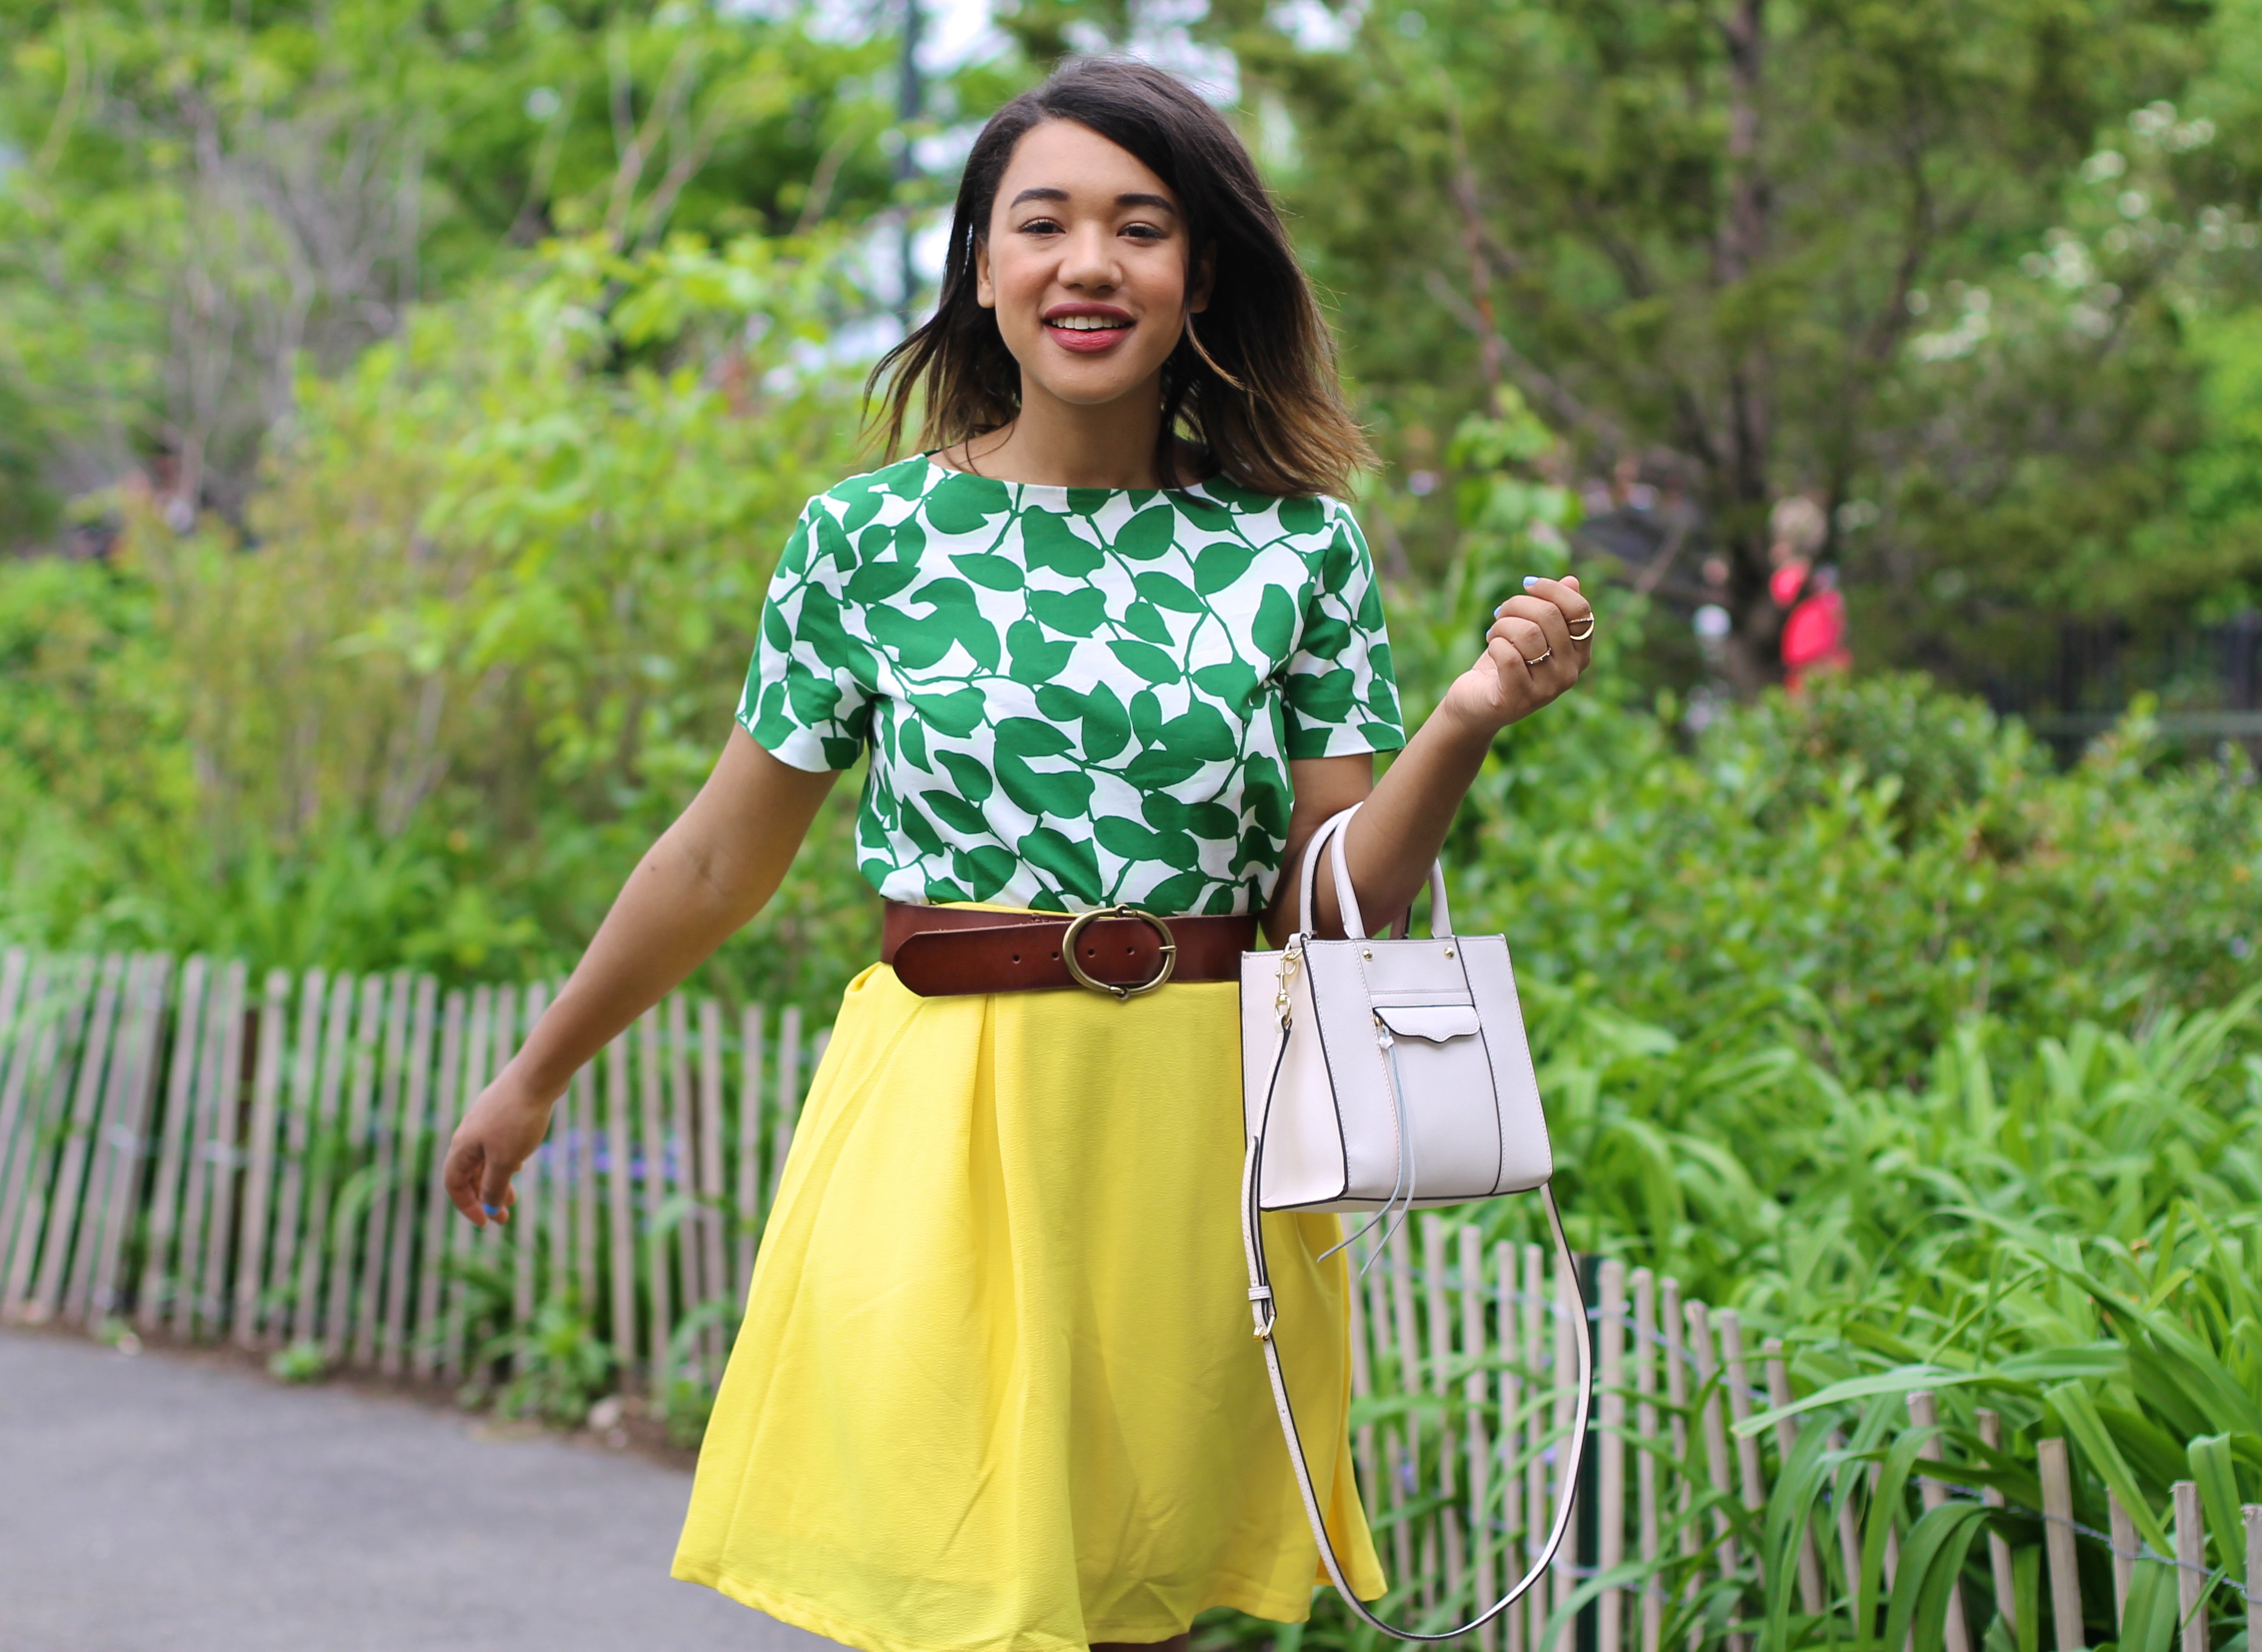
0, 1330, 835, 1652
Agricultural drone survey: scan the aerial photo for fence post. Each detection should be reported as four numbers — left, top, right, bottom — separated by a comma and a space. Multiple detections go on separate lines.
1631, 1268, 1660, 1652
2171, 1482, 2204, 1652
1976, 1410, 2015, 1641
1420, 1216, 1463, 1616
1684, 1299, 1743, 1649
2245, 1505, 2261, 1650
1907, 1390, 1973, 1652
1456, 1224, 1494, 1652
139, 956, 207, 1335
1598, 1258, 1626, 1652
1719, 1310, 1767, 1627
2108, 1492, 2136, 1633
2038, 1438, 2085, 1652
1764, 1341, 1825, 1616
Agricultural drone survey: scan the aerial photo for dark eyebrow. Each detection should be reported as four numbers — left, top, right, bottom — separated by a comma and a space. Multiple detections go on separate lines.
1003, 186, 1181, 216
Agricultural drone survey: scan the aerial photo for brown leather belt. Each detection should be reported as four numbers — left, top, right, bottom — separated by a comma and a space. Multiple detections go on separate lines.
883, 901, 1257, 999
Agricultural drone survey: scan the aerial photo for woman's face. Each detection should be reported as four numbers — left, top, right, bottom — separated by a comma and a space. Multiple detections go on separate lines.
976, 119, 1207, 411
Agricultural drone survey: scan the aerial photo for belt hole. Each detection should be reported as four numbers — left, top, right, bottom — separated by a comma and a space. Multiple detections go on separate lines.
1010, 953, 1021, 963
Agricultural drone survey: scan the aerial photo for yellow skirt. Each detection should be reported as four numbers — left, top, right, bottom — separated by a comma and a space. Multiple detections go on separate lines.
672, 961, 1386, 1652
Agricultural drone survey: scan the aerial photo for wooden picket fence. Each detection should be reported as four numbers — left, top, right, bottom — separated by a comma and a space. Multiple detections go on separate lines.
3, 943, 2259, 1649
0, 947, 821, 1400
1337, 1216, 2262, 1651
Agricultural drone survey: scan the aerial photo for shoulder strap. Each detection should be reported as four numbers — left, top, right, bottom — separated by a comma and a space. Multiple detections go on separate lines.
1239, 1010, 1591, 1642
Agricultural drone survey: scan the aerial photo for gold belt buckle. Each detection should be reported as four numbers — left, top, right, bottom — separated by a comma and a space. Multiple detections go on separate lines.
1061, 906, 1177, 1001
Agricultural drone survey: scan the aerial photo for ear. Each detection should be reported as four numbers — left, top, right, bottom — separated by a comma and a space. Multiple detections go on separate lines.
974, 237, 996, 310
1188, 243, 1216, 315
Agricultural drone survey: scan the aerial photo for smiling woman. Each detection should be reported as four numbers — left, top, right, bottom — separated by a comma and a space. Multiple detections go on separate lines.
869, 61, 1372, 498
441, 55, 1598, 1652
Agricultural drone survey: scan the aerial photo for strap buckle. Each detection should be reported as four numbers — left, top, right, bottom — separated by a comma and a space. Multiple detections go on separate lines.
1061, 906, 1177, 1001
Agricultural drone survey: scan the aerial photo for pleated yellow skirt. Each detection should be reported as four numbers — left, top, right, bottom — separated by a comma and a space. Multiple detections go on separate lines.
671, 959, 1386, 1652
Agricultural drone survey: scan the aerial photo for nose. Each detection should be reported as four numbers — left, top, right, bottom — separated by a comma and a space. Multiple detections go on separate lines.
1056, 220, 1120, 293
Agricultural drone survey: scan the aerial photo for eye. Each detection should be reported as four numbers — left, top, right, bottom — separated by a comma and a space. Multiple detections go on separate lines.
1122, 222, 1169, 243
1017, 216, 1064, 236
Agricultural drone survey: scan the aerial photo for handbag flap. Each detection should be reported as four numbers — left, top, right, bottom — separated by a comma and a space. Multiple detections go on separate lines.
1372, 1003, 1480, 1042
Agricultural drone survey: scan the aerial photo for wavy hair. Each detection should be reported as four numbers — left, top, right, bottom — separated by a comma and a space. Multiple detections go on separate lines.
868, 59, 1372, 499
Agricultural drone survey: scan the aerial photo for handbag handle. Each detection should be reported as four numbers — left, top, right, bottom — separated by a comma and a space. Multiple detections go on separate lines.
1239, 1020, 1590, 1640
1294, 803, 1455, 943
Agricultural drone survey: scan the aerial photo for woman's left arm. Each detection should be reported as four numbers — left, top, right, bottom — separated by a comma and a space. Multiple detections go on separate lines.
1266, 575, 1594, 943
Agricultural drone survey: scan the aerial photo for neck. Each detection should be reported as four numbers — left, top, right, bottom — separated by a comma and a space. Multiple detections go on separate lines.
956, 372, 1171, 489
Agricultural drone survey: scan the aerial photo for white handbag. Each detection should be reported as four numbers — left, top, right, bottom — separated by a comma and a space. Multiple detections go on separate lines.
1238, 803, 1591, 1641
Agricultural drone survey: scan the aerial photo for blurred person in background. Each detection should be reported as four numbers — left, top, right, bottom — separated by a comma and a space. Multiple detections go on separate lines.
1768, 495, 1849, 692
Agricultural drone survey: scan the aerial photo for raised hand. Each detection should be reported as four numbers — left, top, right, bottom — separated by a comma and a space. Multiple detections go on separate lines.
1441, 574, 1596, 734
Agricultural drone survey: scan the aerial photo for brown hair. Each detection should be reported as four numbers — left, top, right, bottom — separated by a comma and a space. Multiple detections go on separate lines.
868, 58, 1373, 499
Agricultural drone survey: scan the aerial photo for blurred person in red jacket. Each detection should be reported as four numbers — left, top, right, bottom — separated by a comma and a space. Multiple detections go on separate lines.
1767, 496, 1850, 693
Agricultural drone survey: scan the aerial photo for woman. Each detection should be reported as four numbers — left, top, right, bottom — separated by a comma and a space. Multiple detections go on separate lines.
443, 57, 1594, 1652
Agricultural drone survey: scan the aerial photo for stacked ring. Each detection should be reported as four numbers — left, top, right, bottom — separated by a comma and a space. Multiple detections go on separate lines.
1568, 617, 1596, 643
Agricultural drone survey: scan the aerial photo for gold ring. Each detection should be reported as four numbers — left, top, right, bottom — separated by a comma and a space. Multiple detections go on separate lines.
1061, 906, 1177, 1001
1524, 646, 1553, 667
1568, 617, 1596, 642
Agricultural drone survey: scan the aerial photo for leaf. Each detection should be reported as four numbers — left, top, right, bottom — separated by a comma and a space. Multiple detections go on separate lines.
2047, 1381, 2168, 1551
1021, 512, 1104, 575
1738, 1365, 1972, 1437
1121, 599, 1174, 645
908, 686, 987, 737
1133, 571, 1205, 613
995, 716, 1075, 758
1028, 587, 1109, 636
1078, 683, 1132, 762
2187, 1433, 2245, 1584
936, 749, 994, 804
1193, 541, 1257, 594
1112, 506, 1177, 560
952, 553, 1023, 591
1252, 584, 1298, 661
1016, 826, 1101, 901
1108, 639, 1181, 684
1882, 1500, 1991, 1652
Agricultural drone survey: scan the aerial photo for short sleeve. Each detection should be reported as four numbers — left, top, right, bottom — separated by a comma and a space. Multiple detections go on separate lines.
735, 498, 875, 773
1279, 503, 1406, 760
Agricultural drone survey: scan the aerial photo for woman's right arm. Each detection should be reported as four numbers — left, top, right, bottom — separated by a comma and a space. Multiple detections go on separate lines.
441, 726, 840, 1226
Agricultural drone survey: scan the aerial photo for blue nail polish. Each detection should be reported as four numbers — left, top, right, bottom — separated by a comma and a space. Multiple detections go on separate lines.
483, 1202, 502, 1218
1522, 576, 1538, 589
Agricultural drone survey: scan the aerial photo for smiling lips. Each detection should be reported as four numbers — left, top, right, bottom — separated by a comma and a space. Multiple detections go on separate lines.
1043, 305, 1133, 353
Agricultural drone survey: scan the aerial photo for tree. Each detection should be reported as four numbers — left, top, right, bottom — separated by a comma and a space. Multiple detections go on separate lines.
0, 0, 902, 541
1215, 0, 2259, 688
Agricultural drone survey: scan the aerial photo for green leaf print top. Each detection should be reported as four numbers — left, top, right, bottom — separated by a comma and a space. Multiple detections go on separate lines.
738, 456, 1406, 916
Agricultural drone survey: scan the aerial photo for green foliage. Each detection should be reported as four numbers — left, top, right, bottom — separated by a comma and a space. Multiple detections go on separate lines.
0, 0, 905, 535
0, 231, 879, 1002
1215, 0, 2262, 686
490, 1294, 617, 1429
267, 1339, 330, 1384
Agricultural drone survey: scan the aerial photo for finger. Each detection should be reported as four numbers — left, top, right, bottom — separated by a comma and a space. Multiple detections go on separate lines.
1518, 575, 1595, 631
478, 1154, 519, 1224
1487, 614, 1553, 665
1517, 577, 1595, 662
443, 1137, 487, 1227
1483, 637, 1533, 707
1491, 602, 1571, 665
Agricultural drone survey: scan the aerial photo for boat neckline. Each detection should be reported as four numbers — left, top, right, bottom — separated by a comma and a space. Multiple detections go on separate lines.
918, 455, 1238, 505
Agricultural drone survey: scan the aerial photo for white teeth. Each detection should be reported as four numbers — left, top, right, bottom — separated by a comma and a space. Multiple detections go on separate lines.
1049, 316, 1127, 331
